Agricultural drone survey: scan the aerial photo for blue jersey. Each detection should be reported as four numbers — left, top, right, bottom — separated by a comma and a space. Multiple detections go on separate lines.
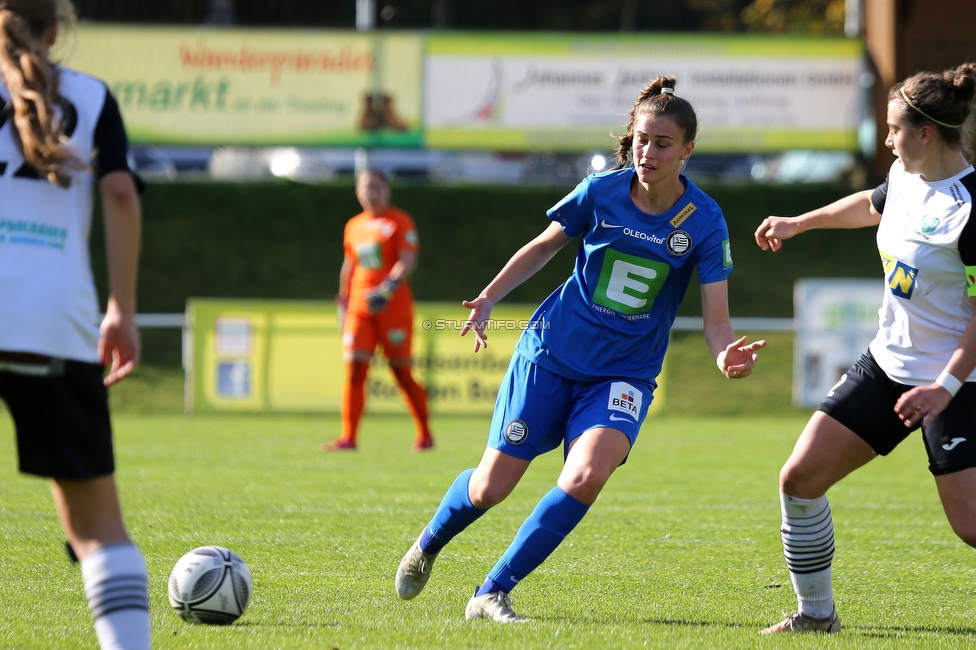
515, 168, 733, 383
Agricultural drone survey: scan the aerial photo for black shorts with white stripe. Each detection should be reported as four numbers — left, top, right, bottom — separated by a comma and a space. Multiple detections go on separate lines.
0, 357, 114, 479
819, 351, 976, 476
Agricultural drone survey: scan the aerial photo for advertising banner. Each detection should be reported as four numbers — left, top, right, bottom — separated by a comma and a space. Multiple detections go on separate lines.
186, 299, 666, 416
425, 34, 864, 152
60, 25, 422, 146
793, 278, 882, 407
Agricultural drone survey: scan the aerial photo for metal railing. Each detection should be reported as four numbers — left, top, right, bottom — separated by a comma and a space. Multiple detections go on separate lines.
132, 313, 795, 332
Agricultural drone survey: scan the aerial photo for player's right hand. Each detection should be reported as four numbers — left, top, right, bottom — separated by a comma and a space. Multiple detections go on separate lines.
460, 296, 493, 353
98, 307, 140, 387
754, 216, 800, 252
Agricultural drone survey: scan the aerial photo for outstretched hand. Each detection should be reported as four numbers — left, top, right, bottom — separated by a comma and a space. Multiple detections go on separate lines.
718, 335, 766, 379
98, 310, 141, 386
459, 296, 494, 353
754, 216, 800, 252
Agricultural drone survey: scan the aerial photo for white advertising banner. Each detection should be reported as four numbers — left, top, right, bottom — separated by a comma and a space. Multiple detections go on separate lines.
425, 34, 864, 152
794, 278, 883, 407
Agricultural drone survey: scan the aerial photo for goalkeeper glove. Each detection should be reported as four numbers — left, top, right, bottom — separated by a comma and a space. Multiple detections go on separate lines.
366, 277, 400, 313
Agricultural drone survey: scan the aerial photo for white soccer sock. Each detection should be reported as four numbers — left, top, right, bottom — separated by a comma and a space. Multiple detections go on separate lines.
780, 493, 835, 619
81, 543, 151, 650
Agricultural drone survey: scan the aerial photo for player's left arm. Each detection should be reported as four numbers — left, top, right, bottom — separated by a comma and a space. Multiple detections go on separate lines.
98, 170, 142, 386
895, 296, 976, 428
93, 89, 142, 386
700, 280, 766, 379
387, 249, 416, 285
366, 219, 418, 313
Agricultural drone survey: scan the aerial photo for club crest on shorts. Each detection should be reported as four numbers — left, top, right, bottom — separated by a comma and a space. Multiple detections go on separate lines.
504, 419, 528, 445
607, 381, 641, 419
666, 230, 692, 256
387, 328, 406, 346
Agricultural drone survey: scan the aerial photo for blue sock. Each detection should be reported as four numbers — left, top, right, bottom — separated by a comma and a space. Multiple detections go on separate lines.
419, 469, 488, 555
479, 487, 590, 595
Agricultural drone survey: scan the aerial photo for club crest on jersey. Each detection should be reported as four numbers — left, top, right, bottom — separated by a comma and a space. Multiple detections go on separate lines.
920, 214, 940, 233
387, 329, 406, 346
608, 381, 641, 419
666, 230, 692, 256
504, 419, 528, 445
880, 251, 918, 299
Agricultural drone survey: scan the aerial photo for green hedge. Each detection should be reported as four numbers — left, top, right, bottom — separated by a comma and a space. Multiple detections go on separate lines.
90, 179, 881, 364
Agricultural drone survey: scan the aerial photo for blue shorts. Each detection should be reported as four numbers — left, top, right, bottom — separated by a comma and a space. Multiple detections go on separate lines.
487, 352, 656, 462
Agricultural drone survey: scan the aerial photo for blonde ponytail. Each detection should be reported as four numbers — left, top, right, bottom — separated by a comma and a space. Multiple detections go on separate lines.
0, 0, 86, 187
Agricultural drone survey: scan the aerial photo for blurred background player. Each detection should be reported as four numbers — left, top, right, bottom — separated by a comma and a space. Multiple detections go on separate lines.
754, 62, 976, 634
0, 1, 149, 648
395, 76, 765, 622
322, 168, 434, 452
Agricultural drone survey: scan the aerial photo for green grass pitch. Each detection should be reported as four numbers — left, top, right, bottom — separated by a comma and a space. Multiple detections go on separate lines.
2, 409, 976, 649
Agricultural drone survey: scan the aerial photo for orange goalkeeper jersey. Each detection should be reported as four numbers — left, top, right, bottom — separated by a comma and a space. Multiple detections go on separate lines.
344, 206, 419, 315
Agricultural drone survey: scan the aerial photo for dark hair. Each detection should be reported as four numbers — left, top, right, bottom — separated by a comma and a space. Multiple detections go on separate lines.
0, 0, 85, 187
890, 62, 976, 161
357, 167, 389, 185
612, 75, 698, 170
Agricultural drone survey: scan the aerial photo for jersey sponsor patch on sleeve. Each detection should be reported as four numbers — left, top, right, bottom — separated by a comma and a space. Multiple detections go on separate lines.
967, 266, 976, 296
722, 238, 732, 267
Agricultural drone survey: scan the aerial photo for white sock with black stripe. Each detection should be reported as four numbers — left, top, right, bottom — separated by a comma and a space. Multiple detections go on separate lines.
780, 493, 835, 619
81, 543, 151, 650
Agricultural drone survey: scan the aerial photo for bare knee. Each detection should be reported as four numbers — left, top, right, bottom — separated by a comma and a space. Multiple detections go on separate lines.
467, 474, 512, 509
947, 518, 976, 548
779, 462, 822, 499
779, 463, 806, 499
558, 467, 609, 505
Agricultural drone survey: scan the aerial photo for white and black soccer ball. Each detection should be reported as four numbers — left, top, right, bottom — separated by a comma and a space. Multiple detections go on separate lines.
168, 546, 253, 625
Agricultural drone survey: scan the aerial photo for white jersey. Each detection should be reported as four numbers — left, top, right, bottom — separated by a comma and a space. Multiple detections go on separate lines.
0, 69, 121, 362
868, 158, 976, 385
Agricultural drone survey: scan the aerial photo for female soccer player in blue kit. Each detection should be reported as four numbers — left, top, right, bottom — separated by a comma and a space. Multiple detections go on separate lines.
395, 75, 767, 622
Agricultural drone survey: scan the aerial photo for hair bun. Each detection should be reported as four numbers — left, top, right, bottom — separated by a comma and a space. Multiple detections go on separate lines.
949, 63, 976, 103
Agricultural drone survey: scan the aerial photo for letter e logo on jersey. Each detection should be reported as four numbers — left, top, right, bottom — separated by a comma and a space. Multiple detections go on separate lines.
607, 381, 641, 420
593, 249, 670, 315
505, 419, 528, 445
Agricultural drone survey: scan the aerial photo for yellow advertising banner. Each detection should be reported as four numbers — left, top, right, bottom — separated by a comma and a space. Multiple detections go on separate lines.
59, 25, 422, 146
185, 299, 665, 416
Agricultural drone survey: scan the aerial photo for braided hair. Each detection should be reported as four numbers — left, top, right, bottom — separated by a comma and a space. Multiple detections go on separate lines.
0, 0, 86, 187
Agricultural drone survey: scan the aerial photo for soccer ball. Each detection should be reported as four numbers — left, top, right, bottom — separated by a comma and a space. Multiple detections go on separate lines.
168, 546, 253, 625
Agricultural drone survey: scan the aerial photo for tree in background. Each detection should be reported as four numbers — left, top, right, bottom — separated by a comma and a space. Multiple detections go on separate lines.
739, 0, 846, 34
72, 0, 846, 33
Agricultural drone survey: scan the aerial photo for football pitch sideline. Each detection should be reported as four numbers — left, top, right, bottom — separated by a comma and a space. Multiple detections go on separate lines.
1, 412, 975, 649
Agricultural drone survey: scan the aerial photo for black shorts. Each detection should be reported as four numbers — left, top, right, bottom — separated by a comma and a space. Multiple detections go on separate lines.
820, 351, 976, 476
0, 358, 114, 479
